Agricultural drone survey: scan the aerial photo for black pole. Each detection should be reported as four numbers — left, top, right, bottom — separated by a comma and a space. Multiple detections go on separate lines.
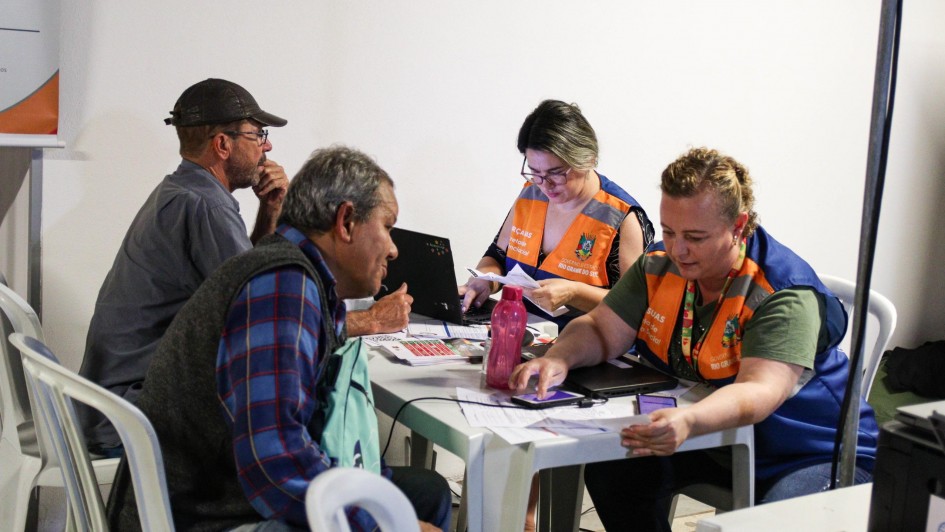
833, 0, 901, 488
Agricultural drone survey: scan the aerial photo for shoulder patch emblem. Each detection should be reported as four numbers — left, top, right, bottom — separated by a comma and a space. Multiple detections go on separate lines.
721, 315, 741, 348
575, 233, 596, 262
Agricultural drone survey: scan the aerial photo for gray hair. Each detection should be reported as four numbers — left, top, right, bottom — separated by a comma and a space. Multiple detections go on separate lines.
279, 145, 393, 233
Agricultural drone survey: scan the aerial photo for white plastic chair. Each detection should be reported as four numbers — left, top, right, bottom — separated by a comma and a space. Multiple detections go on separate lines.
819, 274, 897, 399
306, 467, 419, 532
9, 333, 174, 531
671, 275, 897, 517
0, 281, 119, 531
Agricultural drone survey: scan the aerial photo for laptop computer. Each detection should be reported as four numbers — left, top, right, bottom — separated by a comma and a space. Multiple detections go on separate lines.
563, 355, 679, 398
377, 227, 494, 325
895, 400, 945, 434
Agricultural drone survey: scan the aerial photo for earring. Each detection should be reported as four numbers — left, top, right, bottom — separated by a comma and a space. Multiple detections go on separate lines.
732, 235, 738, 246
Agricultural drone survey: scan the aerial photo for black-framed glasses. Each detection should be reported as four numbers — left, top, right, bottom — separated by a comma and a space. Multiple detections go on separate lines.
520, 157, 570, 186
222, 129, 269, 145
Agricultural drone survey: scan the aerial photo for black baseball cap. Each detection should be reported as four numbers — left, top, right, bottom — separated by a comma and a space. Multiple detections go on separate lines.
164, 78, 287, 127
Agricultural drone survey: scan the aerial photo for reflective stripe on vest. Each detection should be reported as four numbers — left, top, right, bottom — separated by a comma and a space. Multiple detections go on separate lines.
506, 183, 631, 287
631, 228, 878, 479
637, 251, 777, 382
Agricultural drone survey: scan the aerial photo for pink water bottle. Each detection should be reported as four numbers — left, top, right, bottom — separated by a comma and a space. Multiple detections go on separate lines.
486, 286, 528, 390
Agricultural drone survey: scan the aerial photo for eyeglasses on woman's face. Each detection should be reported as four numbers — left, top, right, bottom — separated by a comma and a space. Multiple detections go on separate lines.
520, 157, 571, 186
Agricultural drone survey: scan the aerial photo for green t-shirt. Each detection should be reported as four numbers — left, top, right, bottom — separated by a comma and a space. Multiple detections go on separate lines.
603, 255, 828, 379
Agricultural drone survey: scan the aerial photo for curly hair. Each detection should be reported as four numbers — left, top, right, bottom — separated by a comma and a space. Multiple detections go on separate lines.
660, 147, 759, 237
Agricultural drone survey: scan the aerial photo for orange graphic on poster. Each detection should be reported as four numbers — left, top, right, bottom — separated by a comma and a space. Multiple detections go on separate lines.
0, 72, 59, 135
1, 1, 61, 139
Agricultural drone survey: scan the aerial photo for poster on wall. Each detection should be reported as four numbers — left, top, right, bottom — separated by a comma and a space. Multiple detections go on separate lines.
0, 0, 60, 146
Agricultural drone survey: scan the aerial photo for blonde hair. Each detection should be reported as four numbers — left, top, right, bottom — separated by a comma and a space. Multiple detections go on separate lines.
660, 147, 759, 237
517, 100, 598, 171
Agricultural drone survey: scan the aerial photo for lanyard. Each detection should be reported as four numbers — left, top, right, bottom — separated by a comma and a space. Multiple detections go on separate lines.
680, 239, 747, 375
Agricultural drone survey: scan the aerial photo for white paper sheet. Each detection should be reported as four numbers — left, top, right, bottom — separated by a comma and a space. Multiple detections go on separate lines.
361, 331, 410, 346
456, 388, 544, 427
455, 387, 655, 444
927, 493, 945, 532
407, 319, 489, 340
466, 265, 569, 317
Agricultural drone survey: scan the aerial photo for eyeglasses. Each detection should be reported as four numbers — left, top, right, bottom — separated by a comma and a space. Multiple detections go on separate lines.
221, 129, 269, 145
520, 157, 570, 186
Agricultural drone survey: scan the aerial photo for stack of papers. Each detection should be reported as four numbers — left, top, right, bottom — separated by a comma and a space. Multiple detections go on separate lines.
375, 338, 467, 366
466, 265, 569, 317
456, 387, 649, 444
406, 318, 488, 340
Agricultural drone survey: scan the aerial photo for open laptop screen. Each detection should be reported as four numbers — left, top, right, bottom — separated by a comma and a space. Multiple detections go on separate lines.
376, 227, 467, 324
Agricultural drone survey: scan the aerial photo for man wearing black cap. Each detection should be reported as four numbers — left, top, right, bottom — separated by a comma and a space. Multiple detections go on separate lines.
79, 79, 412, 456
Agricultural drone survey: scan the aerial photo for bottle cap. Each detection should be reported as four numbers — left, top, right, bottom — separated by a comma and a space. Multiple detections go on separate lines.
501, 286, 523, 301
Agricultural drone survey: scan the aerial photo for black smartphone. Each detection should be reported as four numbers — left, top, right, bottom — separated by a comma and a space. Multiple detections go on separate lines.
635, 394, 677, 415
511, 389, 585, 409
521, 342, 553, 361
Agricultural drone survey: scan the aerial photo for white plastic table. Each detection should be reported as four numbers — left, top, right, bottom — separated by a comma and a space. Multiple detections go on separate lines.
369, 349, 755, 532
695, 483, 871, 532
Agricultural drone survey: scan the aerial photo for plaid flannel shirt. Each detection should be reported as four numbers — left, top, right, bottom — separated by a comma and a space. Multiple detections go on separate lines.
216, 224, 389, 530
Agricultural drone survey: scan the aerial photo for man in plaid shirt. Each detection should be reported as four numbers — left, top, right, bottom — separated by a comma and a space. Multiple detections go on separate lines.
107, 146, 450, 531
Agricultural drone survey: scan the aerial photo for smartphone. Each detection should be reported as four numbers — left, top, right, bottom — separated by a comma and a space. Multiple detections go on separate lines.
511, 389, 585, 409
635, 394, 677, 415
521, 343, 553, 361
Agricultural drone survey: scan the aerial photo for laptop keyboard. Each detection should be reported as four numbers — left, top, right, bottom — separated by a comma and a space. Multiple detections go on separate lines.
462, 299, 496, 325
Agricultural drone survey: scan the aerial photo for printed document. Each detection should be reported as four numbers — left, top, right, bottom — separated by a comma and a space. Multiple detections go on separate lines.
466, 265, 568, 317
456, 387, 649, 444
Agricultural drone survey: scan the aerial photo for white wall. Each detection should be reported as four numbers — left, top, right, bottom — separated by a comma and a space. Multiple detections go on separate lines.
2, 0, 943, 370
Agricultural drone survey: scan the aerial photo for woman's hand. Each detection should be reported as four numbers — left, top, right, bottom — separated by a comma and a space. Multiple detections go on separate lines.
508, 357, 570, 399
525, 278, 575, 311
459, 276, 494, 312
620, 407, 695, 456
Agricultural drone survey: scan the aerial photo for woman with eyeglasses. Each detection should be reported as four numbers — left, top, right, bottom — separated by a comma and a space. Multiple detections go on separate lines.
459, 99, 655, 330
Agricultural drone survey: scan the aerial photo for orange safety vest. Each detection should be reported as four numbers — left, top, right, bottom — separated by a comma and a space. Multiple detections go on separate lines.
630, 227, 878, 479
636, 250, 772, 381
505, 178, 635, 287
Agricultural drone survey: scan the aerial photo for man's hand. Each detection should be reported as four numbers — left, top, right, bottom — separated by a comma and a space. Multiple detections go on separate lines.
253, 159, 289, 213
367, 284, 413, 332
249, 159, 290, 243
346, 284, 413, 336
